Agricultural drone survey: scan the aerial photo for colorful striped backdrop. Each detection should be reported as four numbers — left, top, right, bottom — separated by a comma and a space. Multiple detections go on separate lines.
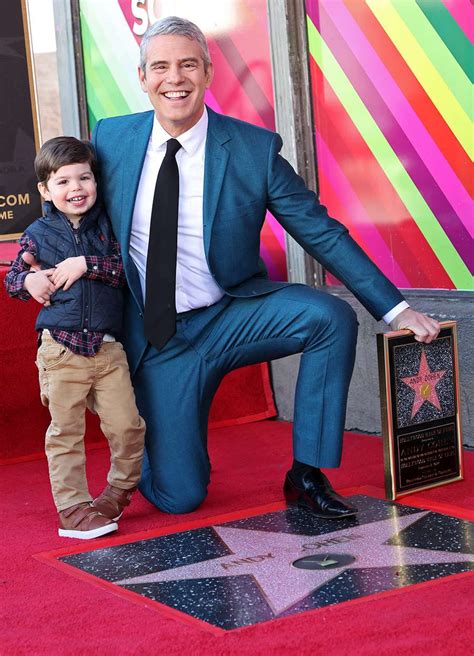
78, 0, 287, 281
307, 0, 473, 290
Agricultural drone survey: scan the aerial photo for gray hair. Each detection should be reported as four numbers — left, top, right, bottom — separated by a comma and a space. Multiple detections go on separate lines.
140, 16, 211, 74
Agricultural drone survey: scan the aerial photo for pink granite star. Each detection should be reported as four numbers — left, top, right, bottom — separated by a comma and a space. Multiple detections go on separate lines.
402, 350, 446, 419
115, 512, 474, 616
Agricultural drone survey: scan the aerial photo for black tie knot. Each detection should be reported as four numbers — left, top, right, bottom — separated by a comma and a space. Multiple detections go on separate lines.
166, 138, 182, 158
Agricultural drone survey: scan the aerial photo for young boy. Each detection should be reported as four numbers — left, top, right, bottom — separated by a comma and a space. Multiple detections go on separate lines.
5, 136, 146, 540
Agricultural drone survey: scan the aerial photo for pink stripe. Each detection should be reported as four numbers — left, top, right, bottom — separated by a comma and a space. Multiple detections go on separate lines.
322, 0, 474, 237
441, 0, 474, 44
264, 211, 287, 251
316, 132, 412, 288
258, 241, 279, 280
204, 90, 224, 114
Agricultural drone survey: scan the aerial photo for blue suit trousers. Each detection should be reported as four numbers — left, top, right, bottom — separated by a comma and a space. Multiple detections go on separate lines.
133, 284, 358, 513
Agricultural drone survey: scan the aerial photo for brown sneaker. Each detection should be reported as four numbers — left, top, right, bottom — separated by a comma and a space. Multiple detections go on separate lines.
58, 502, 118, 540
92, 485, 136, 521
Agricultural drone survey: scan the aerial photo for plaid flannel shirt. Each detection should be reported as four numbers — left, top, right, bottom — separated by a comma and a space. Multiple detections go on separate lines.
4, 230, 125, 357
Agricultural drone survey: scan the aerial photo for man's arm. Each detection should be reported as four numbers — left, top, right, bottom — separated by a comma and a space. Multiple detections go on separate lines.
265, 133, 440, 342
4, 237, 55, 305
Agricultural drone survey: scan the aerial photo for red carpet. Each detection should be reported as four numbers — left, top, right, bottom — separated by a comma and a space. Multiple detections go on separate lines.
0, 266, 276, 462
0, 241, 19, 265
2, 423, 473, 655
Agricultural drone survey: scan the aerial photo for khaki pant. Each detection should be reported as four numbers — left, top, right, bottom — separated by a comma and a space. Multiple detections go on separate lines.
36, 332, 145, 511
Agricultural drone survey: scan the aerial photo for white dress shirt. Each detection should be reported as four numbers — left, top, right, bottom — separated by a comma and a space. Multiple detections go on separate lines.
130, 108, 223, 313
383, 301, 409, 325
130, 107, 406, 323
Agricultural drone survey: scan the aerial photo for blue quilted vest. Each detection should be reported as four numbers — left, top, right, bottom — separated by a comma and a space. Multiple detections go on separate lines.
26, 202, 123, 335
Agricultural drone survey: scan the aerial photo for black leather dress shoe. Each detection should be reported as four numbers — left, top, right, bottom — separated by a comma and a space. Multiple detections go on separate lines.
284, 469, 357, 519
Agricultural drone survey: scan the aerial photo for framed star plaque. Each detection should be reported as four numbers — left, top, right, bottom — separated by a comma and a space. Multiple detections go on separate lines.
377, 321, 463, 500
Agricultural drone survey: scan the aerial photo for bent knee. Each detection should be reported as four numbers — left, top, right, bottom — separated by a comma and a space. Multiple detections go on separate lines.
334, 299, 358, 333
306, 293, 358, 336
161, 491, 207, 515
139, 478, 207, 514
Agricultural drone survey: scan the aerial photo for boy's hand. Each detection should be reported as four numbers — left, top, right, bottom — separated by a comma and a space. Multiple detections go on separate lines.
23, 269, 56, 306
50, 256, 87, 290
390, 308, 440, 343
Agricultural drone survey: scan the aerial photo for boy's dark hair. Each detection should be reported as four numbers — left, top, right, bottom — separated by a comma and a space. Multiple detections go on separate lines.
35, 136, 98, 184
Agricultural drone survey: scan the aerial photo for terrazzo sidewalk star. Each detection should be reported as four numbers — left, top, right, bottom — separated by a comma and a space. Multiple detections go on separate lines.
55, 495, 474, 630
116, 511, 473, 616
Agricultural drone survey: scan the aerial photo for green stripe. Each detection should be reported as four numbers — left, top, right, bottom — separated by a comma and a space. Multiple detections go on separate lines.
81, 16, 132, 122
88, 107, 97, 133
395, 1, 472, 117
416, 0, 474, 83
84, 77, 108, 129
307, 17, 473, 290
80, 1, 148, 114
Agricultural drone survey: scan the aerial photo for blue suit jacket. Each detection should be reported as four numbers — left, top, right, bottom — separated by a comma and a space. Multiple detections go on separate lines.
92, 107, 404, 374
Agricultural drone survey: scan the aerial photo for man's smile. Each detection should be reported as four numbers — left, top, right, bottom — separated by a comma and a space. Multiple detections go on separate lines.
163, 90, 191, 99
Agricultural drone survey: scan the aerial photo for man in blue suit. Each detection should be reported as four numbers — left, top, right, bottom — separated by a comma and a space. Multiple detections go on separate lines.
92, 16, 439, 519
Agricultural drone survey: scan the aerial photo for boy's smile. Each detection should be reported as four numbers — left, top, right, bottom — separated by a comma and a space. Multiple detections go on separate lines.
38, 162, 97, 224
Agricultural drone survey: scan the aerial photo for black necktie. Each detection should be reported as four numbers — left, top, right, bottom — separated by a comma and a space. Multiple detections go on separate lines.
144, 138, 182, 350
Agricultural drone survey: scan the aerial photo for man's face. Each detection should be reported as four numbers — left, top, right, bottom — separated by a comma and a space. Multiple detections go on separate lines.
139, 34, 213, 136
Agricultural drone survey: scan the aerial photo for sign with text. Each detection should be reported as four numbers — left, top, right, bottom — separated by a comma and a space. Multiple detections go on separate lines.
377, 321, 463, 500
0, 0, 41, 240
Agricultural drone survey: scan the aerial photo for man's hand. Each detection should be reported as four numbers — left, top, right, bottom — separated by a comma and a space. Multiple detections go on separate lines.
50, 256, 87, 291
390, 308, 440, 343
23, 269, 56, 306
21, 251, 42, 271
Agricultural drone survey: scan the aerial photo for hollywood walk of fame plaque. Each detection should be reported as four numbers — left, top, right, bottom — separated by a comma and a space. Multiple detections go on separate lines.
52, 495, 474, 631
377, 321, 463, 500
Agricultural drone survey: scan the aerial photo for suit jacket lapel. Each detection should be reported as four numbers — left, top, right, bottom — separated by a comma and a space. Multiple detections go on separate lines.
203, 108, 231, 256
119, 111, 154, 256
117, 111, 154, 313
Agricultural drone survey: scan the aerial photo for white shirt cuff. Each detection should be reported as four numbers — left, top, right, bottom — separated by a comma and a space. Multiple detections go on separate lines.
383, 301, 409, 325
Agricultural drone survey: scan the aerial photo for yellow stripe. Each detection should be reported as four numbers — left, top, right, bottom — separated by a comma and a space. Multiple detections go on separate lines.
397, 1, 472, 116
307, 17, 473, 289
367, 0, 473, 161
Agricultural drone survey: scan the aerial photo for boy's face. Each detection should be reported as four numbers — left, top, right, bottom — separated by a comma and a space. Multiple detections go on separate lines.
38, 162, 97, 222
